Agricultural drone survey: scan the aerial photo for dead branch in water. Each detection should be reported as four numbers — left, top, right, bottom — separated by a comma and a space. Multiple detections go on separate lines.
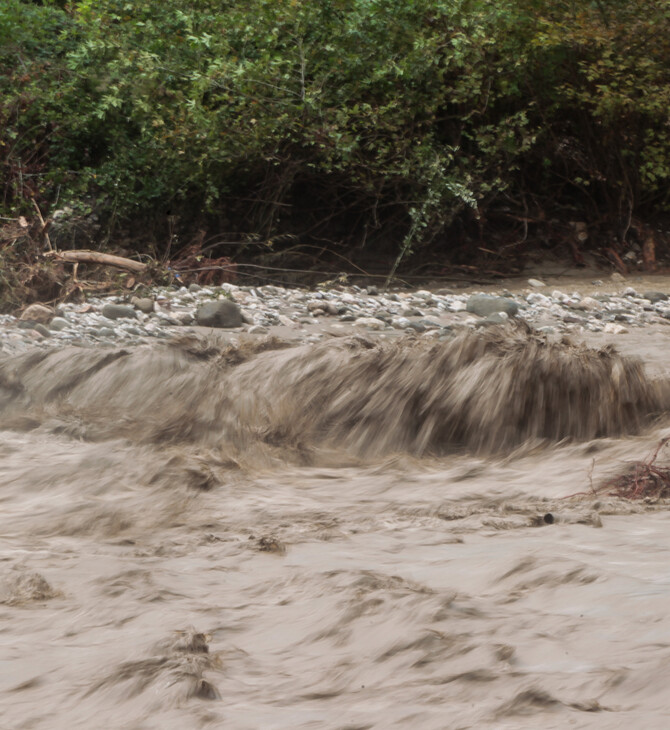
565, 438, 670, 501
44, 249, 148, 273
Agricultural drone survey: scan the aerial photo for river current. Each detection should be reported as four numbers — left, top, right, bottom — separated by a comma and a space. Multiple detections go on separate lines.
1, 323, 669, 729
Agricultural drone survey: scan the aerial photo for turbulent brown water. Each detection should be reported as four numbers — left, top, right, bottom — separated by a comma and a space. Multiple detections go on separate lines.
2, 326, 670, 728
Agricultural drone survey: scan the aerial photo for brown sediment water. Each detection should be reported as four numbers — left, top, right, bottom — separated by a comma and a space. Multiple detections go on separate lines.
1, 325, 670, 728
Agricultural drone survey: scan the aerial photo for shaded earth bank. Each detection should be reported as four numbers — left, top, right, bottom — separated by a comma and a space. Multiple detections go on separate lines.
1, 299, 670, 728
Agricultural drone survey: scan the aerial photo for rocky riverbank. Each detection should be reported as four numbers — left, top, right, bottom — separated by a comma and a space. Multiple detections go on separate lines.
2, 272, 670, 356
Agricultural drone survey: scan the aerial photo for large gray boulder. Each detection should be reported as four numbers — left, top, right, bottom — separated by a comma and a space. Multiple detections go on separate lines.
195, 300, 243, 328
20, 303, 54, 324
101, 303, 137, 320
643, 291, 668, 304
466, 295, 519, 317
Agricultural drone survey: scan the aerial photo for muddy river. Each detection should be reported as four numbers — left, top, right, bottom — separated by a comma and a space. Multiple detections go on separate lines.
1, 275, 670, 729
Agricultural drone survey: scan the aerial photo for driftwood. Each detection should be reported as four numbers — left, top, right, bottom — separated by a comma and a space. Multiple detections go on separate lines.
44, 249, 148, 273
31, 199, 53, 252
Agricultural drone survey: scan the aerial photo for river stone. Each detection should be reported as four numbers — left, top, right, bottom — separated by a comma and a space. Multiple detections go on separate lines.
643, 291, 668, 304
578, 297, 601, 311
475, 312, 510, 328
392, 317, 411, 329
130, 296, 155, 314
528, 278, 546, 287
102, 303, 137, 320
33, 323, 51, 337
172, 310, 194, 325
248, 324, 269, 334
195, 300, 243, 328
603, 323, 628, 334
20, 303, 54, 324
49, 317, 70, 331
526, 292, 551, 306
466, 295, 519, 317
354, 316, 386, 330
407, 321, 426, 333
307, 300, 338, 315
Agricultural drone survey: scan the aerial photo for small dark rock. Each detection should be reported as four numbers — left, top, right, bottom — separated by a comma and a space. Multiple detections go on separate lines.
188, 679, 221, 700
257, 536, 286, 554
195, 300, 243, 328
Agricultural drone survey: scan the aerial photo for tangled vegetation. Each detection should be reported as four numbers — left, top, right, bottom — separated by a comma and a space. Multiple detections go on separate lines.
2, 0, 670, 278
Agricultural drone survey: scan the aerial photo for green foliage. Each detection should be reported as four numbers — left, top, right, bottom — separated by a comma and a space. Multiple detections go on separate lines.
2, 0, 670, 260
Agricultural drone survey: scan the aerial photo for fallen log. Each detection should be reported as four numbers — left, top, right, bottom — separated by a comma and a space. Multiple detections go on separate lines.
44, 249, 148, 273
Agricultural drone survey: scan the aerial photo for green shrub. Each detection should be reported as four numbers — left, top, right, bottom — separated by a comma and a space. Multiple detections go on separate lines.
2, 0, 669, 263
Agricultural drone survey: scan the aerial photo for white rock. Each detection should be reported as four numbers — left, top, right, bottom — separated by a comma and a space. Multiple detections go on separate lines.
450, 300, 467, 312
354, 317, 386, 330
579, 297, 601, 310
526, 292, 551, 306
528, 278, 546, 288
172, 311, 194, 325
551, 290, 568, 301
603, 323, 628, 334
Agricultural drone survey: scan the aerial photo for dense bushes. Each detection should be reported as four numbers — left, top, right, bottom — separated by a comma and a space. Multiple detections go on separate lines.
2, 0, 670, 265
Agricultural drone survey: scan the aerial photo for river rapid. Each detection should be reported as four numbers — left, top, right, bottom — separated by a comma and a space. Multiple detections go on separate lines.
2, 281, 670, 729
